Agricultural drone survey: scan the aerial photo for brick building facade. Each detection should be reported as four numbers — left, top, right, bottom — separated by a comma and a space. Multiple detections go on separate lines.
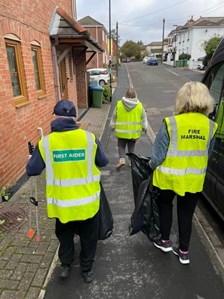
0, 1, 103, 189
78, 16, 109, 68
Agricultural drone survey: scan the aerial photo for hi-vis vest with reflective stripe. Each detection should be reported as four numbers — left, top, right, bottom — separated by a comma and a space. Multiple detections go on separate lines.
38, 129, 101, 223
115, 100, 143, 139
153, 113, 218, 196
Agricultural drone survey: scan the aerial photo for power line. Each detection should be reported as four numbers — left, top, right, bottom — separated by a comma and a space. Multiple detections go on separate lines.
119, 0, 191, 24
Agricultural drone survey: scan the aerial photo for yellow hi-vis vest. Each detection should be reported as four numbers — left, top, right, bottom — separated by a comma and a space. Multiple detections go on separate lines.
115, 100, 143, 139
38, 129, 101, 223
153, 113, 218, 196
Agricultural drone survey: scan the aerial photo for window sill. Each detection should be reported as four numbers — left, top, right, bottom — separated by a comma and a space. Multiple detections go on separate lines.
15, 100, 29, 109
38, 94, 47, 100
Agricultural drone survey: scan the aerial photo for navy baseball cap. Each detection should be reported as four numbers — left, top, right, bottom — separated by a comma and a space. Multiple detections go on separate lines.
53, 99, 76, 117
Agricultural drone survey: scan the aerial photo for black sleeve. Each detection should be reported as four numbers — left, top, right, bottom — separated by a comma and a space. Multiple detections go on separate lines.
26, 145, 45, 176
95, 138, 109, 167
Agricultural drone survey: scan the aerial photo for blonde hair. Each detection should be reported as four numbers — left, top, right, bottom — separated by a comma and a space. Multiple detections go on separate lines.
175, 81, 214, 116
126, 88, 136, 98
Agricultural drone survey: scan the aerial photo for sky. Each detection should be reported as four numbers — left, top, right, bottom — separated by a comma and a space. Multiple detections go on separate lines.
76, 0, 224, 46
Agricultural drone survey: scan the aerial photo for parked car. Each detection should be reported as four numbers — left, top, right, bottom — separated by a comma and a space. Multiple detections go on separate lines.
142, 56, 149, 64
147, 57, 158, 66
197, 64, 205, 70
87, 68, 109, 86
122, 57, 131, 63
202, 38, 224, 221
197, 56, 205, 70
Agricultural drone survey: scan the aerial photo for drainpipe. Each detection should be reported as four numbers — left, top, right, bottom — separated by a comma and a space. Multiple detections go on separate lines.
95, 26, 99, 68
51, 45, 61, 102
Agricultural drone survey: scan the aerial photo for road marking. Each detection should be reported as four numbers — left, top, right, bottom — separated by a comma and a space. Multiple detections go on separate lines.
164, 67, 179, 76
101, 170, 110, 176
163, 90, 176, 93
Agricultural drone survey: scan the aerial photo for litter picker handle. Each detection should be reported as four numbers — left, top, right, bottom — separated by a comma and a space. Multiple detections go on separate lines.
37, 127, 43, 138
28, 141, 34, 156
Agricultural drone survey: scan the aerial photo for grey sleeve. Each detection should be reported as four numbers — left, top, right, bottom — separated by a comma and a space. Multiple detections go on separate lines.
109, 107, 117, 129
149, 121, 169, 170
142, 107, 149, 131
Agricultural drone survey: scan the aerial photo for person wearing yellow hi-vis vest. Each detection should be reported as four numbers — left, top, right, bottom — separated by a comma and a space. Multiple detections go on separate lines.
149, 82, 218, 265
110, 88, 148, 169
26, 100, 108, 282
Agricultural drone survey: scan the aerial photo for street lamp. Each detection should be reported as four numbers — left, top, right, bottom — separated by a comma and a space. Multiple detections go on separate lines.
109, 0, 112, 102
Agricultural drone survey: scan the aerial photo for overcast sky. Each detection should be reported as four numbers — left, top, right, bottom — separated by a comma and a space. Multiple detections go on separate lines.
76, 0, 224, 45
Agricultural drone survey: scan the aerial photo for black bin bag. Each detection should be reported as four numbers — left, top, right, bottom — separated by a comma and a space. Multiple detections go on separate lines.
126, 153, 161, 241
98, 182, 114, 240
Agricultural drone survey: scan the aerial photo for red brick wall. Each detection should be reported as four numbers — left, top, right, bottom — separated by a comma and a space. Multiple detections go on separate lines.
74, 50, 88, 109
85, 26, 108, 69
0, 0, 82, 187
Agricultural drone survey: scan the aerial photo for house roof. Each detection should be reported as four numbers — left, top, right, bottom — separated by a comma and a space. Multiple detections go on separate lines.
78, 16, 103, 26
78, 15, 108, 34
193, 17, 224, 27
167, 16, 224, 36
50, 8, 104, 52
146, 42, 162, 47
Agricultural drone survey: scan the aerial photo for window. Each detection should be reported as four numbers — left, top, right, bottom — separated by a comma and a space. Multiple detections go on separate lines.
31, 45, 45, 97
5, 39, 27, 106
205, 63, 224, 105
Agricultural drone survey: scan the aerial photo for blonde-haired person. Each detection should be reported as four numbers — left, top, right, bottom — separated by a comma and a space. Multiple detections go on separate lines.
150, 81, 218, 265
110, 87, 148, 169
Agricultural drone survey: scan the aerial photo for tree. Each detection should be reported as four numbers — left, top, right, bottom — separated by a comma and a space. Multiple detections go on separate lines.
204, 36, 222, 58
137, 40, 144, 45
203, 36, 222, 66
111, 29, 118, 41
120, 40, 141, 60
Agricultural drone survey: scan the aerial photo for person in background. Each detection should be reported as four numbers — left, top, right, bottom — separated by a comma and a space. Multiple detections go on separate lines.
110, 87, 148, 169
150, 81, 217, 265
26, 100, 108, 282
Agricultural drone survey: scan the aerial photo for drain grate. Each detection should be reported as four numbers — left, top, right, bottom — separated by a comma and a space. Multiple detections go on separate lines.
0, 206, 26, 232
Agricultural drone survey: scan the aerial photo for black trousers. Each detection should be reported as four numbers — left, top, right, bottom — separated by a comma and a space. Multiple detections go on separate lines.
157, 190, 199, 252
55, 212, 99, 272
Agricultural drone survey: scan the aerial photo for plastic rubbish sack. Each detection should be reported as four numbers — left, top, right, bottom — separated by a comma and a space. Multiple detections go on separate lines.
127, 153, 161, 241
127, 153, 152, 205
98, 182, 114, 240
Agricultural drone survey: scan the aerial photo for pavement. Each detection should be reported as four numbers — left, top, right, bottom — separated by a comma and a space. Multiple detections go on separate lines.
0, 96, 111, 298
0, 65, 224, 299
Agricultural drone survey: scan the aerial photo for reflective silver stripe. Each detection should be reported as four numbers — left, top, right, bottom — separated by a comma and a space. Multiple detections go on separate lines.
157, 165, 207, 175
47, 175, 100, 186
43, 136, 54, 184
167, 149, 208, 157
43, 131, 99, 187
47, 191, 100, 207
116, 129, 142, 133
166, 116, 209, 157
207, 120, 215, 147
116, 121, 142, 125
169, 117, 177, 151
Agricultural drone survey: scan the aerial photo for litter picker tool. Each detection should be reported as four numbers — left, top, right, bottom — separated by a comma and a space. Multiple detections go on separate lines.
27, 141, 41, 243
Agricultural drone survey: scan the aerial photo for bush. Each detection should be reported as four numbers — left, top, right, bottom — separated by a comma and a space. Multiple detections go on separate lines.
103, 84, 111, 102
179, 53, 191, 60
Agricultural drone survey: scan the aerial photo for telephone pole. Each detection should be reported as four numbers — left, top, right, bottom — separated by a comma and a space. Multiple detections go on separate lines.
116, 21, 119, 77
161, 18, 165, 64
109, 0, 112, 101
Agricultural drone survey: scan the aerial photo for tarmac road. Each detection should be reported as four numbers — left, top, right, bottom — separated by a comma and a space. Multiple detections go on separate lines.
44, 63, 224, 299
